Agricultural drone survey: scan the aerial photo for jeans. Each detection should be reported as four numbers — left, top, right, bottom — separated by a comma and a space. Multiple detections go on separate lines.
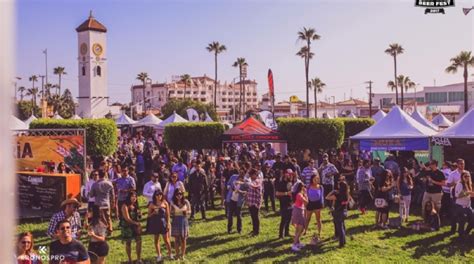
191, 195, 206, 219
279, 207, 292, 237
440, 192, 452, 223
263, 182, 276, 212
227, 200, 242, 233
399, 195, 411, 221
333, 209, 347, 247
453, 204, 473, 235
249, 205, 260, 235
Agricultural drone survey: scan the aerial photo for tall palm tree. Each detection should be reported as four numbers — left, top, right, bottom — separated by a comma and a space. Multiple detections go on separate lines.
180, 74, 192, 99
311, 77, 326, 118
26, 87, 39, 106
297, 27, 321, 118
396, 75, 416, 109
53, 66, 67, 95
446, 51, 474, 113
44, 83, 53, 100
296, 46, 314, 117
18, 86, 26, 102
385, 43, 404, 105
136, 72, 149, 104
232, 57, 248, 118
206, 41, 227, 110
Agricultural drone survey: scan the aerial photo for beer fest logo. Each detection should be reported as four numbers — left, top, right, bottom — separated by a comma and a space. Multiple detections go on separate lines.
415, 0, 455, 14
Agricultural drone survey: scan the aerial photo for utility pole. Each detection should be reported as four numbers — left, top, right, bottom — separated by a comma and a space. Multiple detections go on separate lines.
39, 75, 46, 118
43, 49, 48, 85
366, 80, 373, 117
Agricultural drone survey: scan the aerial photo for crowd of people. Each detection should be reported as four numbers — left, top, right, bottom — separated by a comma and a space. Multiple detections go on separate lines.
16, 132, 474, 263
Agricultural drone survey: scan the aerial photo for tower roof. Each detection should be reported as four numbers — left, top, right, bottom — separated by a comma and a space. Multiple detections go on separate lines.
76, 11, 107, 33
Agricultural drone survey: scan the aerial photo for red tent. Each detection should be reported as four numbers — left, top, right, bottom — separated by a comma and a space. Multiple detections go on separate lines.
222, 117, 285, 143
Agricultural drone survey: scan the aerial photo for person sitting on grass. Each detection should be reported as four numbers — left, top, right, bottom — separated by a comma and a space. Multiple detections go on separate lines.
291, 182, 308, 252
411, 201, 440, 231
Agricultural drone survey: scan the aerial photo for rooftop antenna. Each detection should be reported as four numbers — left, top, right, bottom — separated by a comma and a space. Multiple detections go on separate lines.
89, 10, 93, 18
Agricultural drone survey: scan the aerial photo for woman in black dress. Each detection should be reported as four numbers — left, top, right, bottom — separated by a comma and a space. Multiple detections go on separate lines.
147, 190, 172, 261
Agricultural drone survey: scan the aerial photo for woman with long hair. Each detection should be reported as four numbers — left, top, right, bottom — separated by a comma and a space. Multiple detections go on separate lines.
375, 170, 394, 229
87, 206, 109, 264
164, 172, 185, 204
326, 180, 350, 248
170, 190, 191, 260
304, 172, 324, 243
120, 191, 142, 263
397, 167, 414, 224
454, 171, 474, 236
147, 190, 173, 261
16, 232, 42, 264
291, 182, 308, 252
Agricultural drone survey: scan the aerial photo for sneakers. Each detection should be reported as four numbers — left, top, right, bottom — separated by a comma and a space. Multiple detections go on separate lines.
156, 256, 163, 262
296, 242, 305, 248
291, 244, 301, 251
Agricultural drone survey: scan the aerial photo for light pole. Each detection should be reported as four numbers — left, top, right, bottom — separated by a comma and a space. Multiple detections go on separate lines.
43, 49, 48, 85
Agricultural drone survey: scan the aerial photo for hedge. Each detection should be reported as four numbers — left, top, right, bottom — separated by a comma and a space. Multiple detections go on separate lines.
337, 118, 375, 139
30, 118, 117, 156
277, 118, 344, 151
164, 122, 225, 150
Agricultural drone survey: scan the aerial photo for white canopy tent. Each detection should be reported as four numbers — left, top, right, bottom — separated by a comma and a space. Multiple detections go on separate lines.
204, 112, 213, 122
411, 109, 438, 131
52, 113, 63, 120
372, 109, 387, 123
71, 114, 82, 120
24, 114, 37, 126
115, 112, 137, 126
152, 111, 188, 133
434, 108, 474, 140
133, 113, 162, 127
351, 106, 437, 151
346, 112, 357, 118
11, 115, 28, 130
431, 113, 453, 128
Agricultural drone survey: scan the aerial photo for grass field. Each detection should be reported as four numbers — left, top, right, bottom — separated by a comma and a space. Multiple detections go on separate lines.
18, 197, 474, 263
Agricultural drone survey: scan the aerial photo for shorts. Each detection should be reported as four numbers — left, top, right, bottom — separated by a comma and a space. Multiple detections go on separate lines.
88, 241, 109, 257
307, 200, 323, 211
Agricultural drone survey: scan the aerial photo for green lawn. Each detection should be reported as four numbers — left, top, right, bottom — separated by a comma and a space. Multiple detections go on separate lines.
18, 197, 474, 263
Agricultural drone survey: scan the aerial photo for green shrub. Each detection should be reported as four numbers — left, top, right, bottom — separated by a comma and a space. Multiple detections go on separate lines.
337, 118, 375, 139
30, 119, 117, 156
164, 122, 225, 150
277, 118, 344, 151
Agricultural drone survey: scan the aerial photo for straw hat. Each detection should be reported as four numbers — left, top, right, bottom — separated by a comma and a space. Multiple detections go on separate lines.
60, 198, 80, 208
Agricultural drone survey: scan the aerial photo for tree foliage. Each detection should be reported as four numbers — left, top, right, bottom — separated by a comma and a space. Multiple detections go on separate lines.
30, 118, 117, 156
16, 101, 41, 120
277, 118, 344, 151
160, 99, 218, 121
164, 122, 225, 150
337, 118, 375, 139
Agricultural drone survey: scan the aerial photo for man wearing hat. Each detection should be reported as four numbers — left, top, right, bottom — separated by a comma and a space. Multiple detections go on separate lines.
47, 198, 82, 239
318, 153, 339, 203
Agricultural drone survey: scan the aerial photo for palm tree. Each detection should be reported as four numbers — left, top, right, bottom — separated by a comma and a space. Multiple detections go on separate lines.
311, 77, 326, 118
18, 86, 26, 102
44, 83, 54, 100
396, 75, 416, 109
180, 74, 192, 99
232, 57, 248, 118
206, 41, 227, 110
53, 66, 67, 95
26, 87, 39, 106
296, 46, 314, 117
385, 43, 404, 105
297, 27, 321, 118
446, 51, 474, 113
136, 72, 149, 104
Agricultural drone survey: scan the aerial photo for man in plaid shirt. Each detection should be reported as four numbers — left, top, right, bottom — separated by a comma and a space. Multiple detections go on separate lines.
318, 153, 339, 201
47, 198, 82, 239
246, 168, 263, 236
301, 159, 317, 186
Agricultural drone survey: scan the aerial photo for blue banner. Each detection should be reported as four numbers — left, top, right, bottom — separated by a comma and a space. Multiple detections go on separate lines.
359, 138, 430, 151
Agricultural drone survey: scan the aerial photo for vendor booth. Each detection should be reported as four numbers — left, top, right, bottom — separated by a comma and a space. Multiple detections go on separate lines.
115, 112, 136, 126
152, 111, 188, 135
411, 109, 439, 131
372, 109, 387, 123
12, 115, 28, 130
222, 117, 287, 155
133, 113, 162, 127
351, 106, 439, 163
432, 108, 474, 171
431, 113, 453, 129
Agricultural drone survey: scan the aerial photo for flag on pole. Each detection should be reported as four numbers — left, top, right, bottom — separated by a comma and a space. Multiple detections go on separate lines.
267, 69, 274, 97
463, 7, 473, 15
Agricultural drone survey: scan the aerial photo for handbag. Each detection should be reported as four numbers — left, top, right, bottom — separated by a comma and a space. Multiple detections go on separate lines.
374, 198, 388, 208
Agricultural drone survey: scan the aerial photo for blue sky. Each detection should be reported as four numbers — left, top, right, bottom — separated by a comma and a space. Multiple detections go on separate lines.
16, 0, 473, 104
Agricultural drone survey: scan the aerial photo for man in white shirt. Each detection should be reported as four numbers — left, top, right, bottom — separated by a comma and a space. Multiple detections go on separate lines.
142, 173, 162, 205
447, 159, 465, 233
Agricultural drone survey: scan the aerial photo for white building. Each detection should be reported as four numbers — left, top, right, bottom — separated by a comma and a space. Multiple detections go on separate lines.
76, 12, 110, 118
131, 75, 258, 121
372, 82, 474, 120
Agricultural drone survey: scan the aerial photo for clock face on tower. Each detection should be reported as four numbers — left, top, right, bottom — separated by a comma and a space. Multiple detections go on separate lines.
92, 43, 103, 56
80, 43, 88, 55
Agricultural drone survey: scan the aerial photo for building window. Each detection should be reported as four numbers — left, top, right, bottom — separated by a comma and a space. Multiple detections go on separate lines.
382, 98, 392, 106
82, 66, 86, 76
97, 66, 102, 76
147, 91, 150, 96
253, 92, 257, 96
425, 92, 447, 104
222, 92, 227, 95
169, 90, 175, 94
448, 91, 470, 102
186, 91, 190, 94
200, 91, 206, 95
177, 91, 183, 94
208, 85, 212, 90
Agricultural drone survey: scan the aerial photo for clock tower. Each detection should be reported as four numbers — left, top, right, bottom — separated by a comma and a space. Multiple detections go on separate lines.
76, 11, 108, 118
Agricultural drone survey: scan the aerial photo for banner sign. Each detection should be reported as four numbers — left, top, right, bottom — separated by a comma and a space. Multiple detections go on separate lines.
359, 138, 429, 151
222, 133, 285, 142
15, 135, 85, 171
432, 137, 474, 147
18, 173, 66, 214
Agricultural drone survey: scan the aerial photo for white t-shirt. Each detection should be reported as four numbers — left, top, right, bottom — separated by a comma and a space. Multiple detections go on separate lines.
143, 180, 162, 203
454, 182, 471, 208
441, 168, 453, 193
446, 170, 462, 196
